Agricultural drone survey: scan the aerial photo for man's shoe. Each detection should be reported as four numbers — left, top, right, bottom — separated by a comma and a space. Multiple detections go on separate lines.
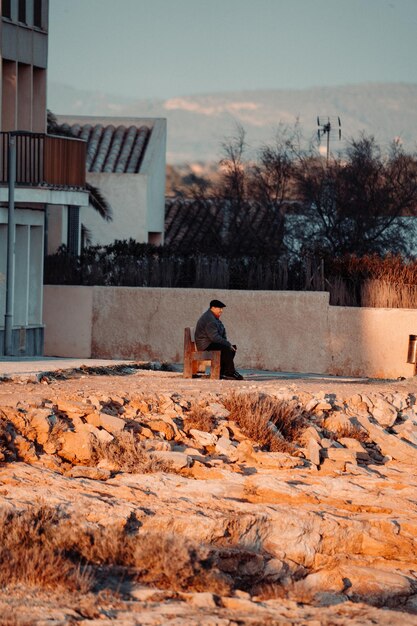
221, 371, 244, 381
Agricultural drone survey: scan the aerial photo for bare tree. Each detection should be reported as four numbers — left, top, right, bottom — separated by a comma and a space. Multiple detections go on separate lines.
295, 134, 417, 256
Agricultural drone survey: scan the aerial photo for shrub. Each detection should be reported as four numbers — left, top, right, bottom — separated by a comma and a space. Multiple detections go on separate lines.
183, 404, 215, 433
0, 505, 92, 591
90, 431, 171, 473
223, 392, 307, 453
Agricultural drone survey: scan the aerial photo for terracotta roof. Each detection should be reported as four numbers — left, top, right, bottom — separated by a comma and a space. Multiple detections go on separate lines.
165, 198, 291, 254
58, 123, 152, 173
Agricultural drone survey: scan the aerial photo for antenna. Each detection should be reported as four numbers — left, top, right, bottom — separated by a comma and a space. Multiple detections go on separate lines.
317, 116, 341, 164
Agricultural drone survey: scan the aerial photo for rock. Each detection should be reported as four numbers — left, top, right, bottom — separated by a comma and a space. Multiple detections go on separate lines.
370, 397, 398, 428
307, 438, 322, 466
146, 418, 176, 441
323, 412, 352, 432
28, 410, 54, 445
236, 439, 256, 462
322, 448, 358, 464
223, 420, 247, 442
141, 439, 171, 452
14, 435, 38, 462
300, 426, 322, 446
55, 400, 87, 418
99, 412, 126, 435
189, 428, 217, 447
215, 436, 239, 462
150, 450, 192, 470
305, 398, 319, 412
185, 592, 218, 608
66, 466, 111, 480
338, 437, 368, 451
249, 450, 300, 469
84, 412, 101, 427
84, 423, 114, 444
340, 565, 413, 603
356, 414, 417, 465
207, 402, 230, 418
59, 430, 92, 463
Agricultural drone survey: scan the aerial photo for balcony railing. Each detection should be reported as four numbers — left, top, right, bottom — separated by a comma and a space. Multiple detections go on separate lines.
0, 131, 86, 188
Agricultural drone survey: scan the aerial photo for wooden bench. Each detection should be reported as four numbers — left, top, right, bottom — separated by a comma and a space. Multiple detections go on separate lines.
183, 327, 221, 379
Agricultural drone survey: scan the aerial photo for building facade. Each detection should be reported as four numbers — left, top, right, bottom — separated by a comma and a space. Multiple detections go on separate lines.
0, 0, 89, 355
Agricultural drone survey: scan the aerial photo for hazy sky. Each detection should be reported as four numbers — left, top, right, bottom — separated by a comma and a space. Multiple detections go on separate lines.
48, 0, 417, 100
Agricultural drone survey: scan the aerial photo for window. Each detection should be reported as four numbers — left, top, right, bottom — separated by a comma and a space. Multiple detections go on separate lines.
33, 0, 42, 28
18, 0, 26, 23
2, 0, 11, 19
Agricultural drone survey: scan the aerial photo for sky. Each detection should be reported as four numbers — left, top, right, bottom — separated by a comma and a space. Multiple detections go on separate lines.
48, 0, 417, 101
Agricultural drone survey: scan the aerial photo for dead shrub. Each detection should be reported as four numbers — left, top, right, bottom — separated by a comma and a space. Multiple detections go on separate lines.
131, 532, 231, 595
335, 424, 369, 443
90, 430, 172, 473
60, 522, 231, 595
183, 404, 215, 433
223, 392, 307, 453
0, 505, 92, 592
0, 417, 17, 463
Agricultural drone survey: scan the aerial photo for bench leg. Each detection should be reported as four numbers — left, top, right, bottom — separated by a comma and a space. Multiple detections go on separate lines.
210, 352, 221, 379
183, 356, 193, 378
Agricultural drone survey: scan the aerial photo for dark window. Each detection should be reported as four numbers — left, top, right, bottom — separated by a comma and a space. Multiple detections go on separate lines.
18, 0, 26, 23
67, 206, 80, 255
33, 0, 42, 27
2, 0, 11, 19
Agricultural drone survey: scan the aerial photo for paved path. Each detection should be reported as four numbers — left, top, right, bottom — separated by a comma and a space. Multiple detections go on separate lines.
0, 356, 370, 383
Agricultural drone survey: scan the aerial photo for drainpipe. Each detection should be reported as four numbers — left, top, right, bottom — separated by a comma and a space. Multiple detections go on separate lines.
4, 133, 16, 356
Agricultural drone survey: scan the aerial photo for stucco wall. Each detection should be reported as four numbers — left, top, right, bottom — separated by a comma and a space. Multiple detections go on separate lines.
43, 285, 417, 378
81, 173, 148, 244
43, 286, 93, 358
328, 306, 416, 379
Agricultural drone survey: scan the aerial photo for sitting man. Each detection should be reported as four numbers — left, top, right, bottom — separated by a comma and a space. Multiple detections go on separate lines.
194, 299, 243, 380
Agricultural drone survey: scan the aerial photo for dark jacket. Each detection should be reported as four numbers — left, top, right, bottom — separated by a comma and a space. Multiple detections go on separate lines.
194, 309, 232, 351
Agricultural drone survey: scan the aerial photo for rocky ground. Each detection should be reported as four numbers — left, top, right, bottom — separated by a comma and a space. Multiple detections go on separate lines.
0, 364, 417, 625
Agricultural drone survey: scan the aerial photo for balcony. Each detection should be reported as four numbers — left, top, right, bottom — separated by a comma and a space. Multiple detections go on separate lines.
0, 131, 86, 189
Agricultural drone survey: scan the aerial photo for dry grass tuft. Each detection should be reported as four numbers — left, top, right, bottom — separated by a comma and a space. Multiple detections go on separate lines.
0, 505, 92, 591
90, 430, 173, 473
335, 424, 370, 443
223, 392, 307, 453
0, 417, 17, 463
0, 504, 232, 595
131, 533, 231, 594
183, 404, 215, 433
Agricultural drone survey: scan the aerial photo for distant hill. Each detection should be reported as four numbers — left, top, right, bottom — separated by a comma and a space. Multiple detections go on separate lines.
48, 82, 417, 164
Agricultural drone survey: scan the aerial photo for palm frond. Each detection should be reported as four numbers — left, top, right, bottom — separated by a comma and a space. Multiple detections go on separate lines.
86, 182, 113, 222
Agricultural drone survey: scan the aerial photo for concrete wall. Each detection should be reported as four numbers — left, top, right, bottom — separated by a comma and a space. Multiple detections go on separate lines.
43, 286, 417, 379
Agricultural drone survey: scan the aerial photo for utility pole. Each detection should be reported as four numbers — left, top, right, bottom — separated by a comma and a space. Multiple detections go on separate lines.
4, 133, 16, 356
317, 116, 341, 165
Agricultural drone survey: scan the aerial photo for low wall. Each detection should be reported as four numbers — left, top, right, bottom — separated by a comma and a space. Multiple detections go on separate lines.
43, 286, 417, 379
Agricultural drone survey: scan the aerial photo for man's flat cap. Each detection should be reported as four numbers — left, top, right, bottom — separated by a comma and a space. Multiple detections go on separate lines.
210, 299, 226, 308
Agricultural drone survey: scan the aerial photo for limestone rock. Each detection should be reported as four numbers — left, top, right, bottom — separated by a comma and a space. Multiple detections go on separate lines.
207, 402, 230, 418
215, 436, 239, 462
356, 414, 417, 465
67, 465, 111, 480
146, 418, 176, 441
307, 438, 321, 466
59, 430, 92, 463
370, 397, 398, 428
99, 412, 126, 435
190, 428, 217, 447
149, 450, 192, 470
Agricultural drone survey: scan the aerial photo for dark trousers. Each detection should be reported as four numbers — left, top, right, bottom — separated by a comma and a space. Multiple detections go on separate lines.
206, 343, 236, 377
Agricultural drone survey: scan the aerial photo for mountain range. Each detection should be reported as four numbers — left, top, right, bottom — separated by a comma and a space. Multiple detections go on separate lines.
48, 82, 417, 164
